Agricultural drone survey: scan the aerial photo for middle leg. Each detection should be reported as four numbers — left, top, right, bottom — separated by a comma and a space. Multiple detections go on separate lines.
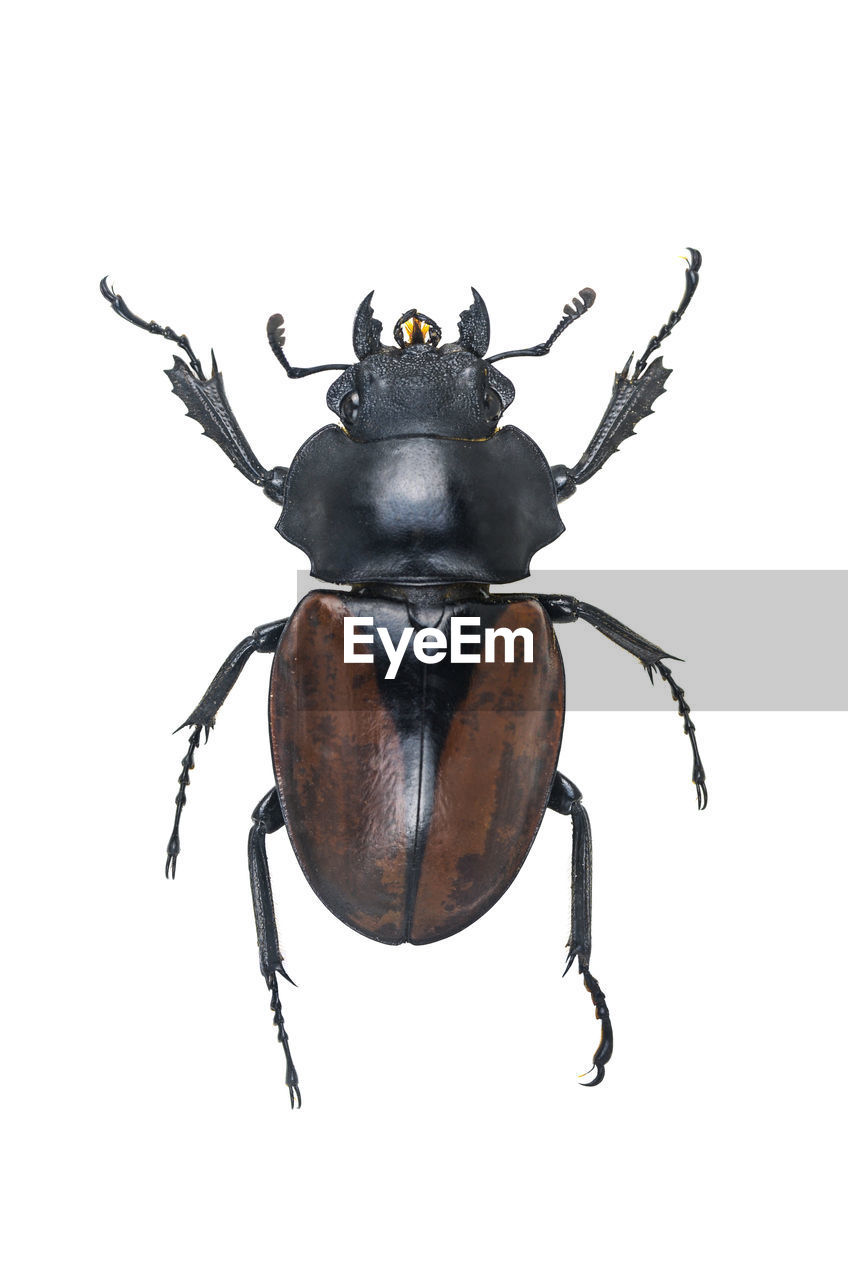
166, 616, 289, 877
542, 595, 707, 809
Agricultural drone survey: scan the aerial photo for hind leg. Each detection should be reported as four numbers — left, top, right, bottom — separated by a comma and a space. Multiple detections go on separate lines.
248, 787, 301, 1108
548, 772, 613, 1086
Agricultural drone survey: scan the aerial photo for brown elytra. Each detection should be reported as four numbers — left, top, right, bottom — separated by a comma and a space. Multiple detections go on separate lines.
269, 591, 564, 944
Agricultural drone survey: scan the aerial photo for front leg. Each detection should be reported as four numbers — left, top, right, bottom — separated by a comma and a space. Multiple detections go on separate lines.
166, 617, 289, 877
543, 595, 707, 809
551, 250, 701, 499
100, 279, 288, 504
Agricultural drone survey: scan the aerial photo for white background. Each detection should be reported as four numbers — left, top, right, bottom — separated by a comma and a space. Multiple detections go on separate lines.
3, 3, 845, 1277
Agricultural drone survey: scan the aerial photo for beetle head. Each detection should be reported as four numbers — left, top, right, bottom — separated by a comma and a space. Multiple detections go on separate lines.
326, 290, 516, 441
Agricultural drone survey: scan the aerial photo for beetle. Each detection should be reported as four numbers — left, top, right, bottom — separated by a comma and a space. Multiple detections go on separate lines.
101, 251, 705, 1106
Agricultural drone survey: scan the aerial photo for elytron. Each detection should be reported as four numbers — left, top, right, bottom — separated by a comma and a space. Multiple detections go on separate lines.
102, 250, 705, 1105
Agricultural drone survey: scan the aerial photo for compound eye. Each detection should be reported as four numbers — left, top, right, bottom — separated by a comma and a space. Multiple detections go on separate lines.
482, 386, 503, 423
340, 391, 360, 428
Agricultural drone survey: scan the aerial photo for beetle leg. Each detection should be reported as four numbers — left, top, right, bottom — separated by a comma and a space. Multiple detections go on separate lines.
166, 724, 204, 878
100, 276, 207, 378
176, 617, 289, 736
549, 773, 613, 1087
165, 618, 289, 877
549, 252, 701, 496
248, 788, 301, 1109
542, 596, 708, 809
646, 661, 708, 809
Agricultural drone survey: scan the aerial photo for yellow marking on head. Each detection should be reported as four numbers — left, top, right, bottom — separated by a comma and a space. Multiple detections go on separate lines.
403, 317, 430, 344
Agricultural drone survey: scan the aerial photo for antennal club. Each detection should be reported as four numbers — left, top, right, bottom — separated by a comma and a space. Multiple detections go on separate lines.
266, 313, 348, 380
488, 288, 596, 364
